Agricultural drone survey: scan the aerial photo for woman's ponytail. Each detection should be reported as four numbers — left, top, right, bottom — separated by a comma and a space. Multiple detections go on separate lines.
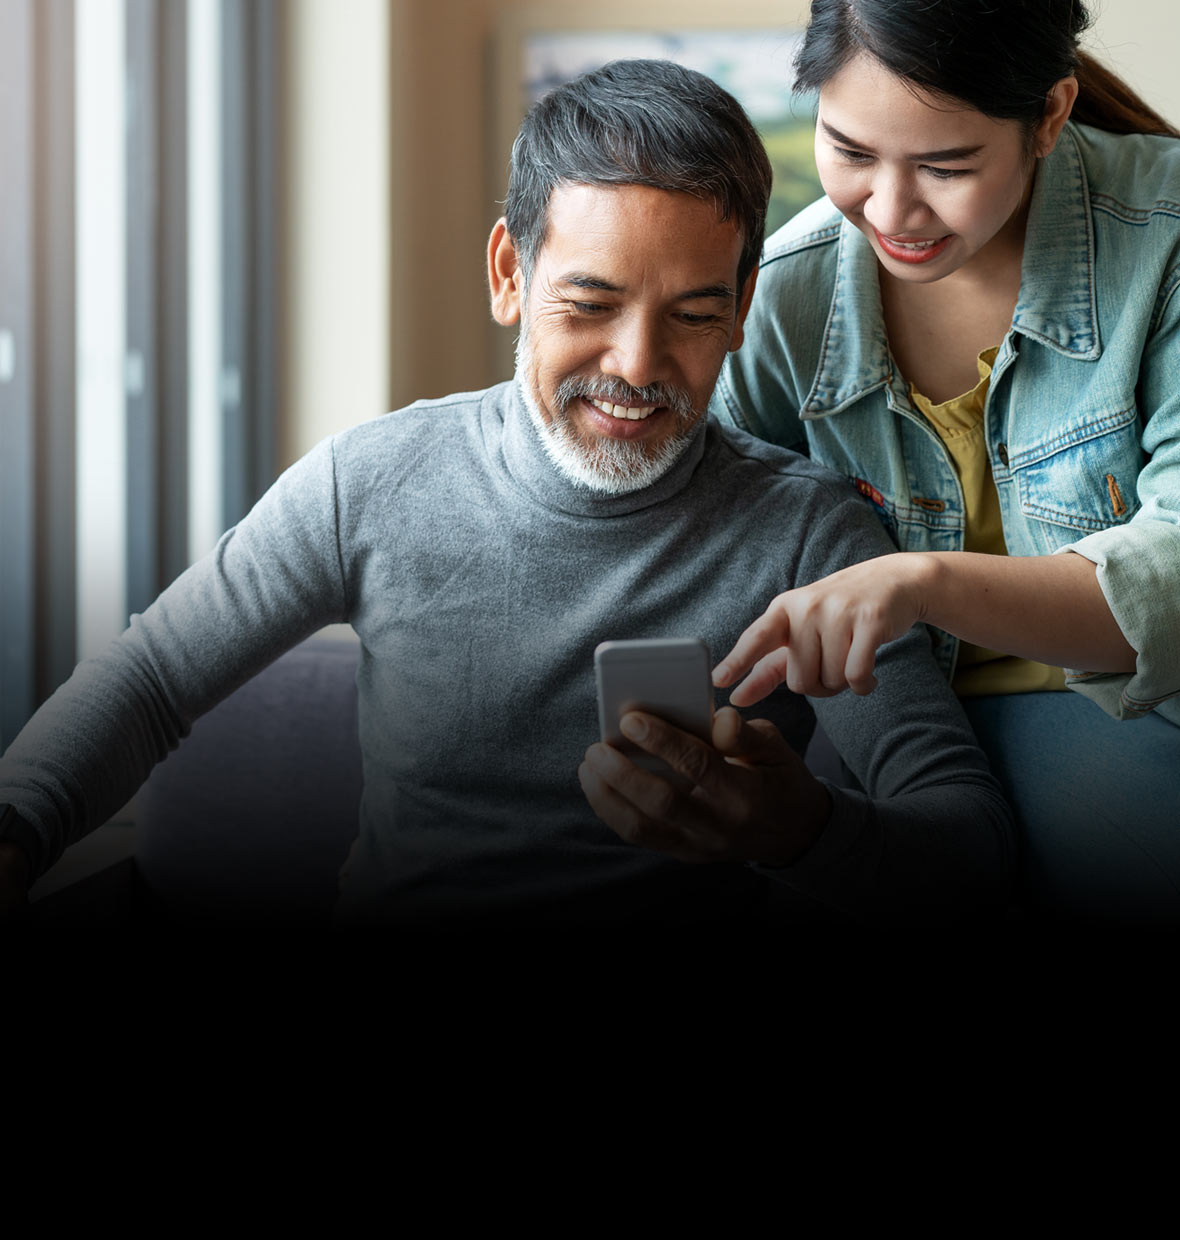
1071, 49, 1179, 138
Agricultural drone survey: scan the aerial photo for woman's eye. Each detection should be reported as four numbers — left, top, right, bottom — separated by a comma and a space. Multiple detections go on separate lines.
923, 166, 970, 181
835, 146, 872, 164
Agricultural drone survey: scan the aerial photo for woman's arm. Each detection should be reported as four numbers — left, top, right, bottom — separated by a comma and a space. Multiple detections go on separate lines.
713, 549, 1136, 705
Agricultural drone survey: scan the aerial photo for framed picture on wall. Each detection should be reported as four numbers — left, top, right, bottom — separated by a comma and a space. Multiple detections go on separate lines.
489, 1, 820, 239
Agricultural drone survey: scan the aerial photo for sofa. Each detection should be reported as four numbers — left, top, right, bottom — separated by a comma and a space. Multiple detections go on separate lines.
24, 631, 857, 928
29, 634, 363, 927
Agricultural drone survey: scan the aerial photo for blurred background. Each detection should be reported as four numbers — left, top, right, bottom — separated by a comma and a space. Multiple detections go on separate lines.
2, 0, 1177, 749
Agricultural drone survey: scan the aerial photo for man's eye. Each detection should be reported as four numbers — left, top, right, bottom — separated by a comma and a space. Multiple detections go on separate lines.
678, 312, 719, 325
570, 301, 608, 314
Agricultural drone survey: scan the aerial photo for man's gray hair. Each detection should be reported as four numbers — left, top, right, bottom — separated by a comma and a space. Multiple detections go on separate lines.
504, 58, 772, 289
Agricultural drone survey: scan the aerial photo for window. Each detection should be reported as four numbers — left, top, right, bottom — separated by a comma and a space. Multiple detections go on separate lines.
0, 0, 279, 750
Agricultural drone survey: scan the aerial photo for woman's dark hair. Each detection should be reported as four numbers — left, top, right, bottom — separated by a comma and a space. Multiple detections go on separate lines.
793, 0, 1179, 138
505, 58, 773, 289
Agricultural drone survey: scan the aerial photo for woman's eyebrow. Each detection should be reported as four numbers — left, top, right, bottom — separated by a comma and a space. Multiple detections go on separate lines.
820, 120, 983, 162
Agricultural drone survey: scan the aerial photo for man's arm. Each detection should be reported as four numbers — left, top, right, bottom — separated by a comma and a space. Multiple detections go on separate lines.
0, 438, 350, 891
580, 620, 1014, 923
580, 478, 1017, 921
581, 632, 1013, 921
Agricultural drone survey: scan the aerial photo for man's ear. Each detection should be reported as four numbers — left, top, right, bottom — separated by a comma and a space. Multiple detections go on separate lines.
488, 218, 524, 326
728, 264, 760, 353
1034, 75, 1079, 158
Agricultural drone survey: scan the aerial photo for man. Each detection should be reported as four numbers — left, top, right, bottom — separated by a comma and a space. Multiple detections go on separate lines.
0, 60, 1013, 927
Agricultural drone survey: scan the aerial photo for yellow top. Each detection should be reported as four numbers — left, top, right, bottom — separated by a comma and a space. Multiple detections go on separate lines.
909, 347, 1066, 696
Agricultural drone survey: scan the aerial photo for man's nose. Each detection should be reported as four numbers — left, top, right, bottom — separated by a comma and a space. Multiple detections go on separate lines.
863, 169, 927, 236
600, 314, 667, 390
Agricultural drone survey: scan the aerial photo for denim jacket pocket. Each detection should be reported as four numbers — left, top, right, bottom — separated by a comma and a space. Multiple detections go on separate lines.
1010, 405, 1145, 546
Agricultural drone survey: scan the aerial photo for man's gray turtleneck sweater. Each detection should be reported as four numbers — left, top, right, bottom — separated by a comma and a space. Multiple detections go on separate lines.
0, 382, 1013, 923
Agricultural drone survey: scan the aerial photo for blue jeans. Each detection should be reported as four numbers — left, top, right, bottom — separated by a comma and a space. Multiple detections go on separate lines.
961, 693, 1180, 926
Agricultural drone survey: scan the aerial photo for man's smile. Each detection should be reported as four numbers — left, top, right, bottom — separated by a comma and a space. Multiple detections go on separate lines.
576, 393, 675, 441
588, 396, 657, 421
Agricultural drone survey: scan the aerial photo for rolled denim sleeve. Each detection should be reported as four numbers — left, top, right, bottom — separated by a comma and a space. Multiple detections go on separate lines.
1058, 521, 1180, 724
1058, 270, 1180, 725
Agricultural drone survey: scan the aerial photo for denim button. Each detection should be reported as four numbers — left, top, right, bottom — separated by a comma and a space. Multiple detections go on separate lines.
997, 442, 1009, 467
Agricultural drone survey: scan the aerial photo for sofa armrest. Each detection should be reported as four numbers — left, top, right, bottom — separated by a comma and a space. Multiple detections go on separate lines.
133, 632, 363, 925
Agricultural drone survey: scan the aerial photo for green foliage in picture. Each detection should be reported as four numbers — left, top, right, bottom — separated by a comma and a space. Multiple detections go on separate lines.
761, 112, 824, 237
521, 29, 825, 239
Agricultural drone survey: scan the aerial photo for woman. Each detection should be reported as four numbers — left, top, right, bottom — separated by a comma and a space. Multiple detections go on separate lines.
709, 0, 1180, 923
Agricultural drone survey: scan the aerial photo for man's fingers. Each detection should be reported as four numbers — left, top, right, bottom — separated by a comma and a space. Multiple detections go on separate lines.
620, 712, 716, 791
712, 706, 792, 765
580, 733, 687, 826
580, 713, 822, 869
579, 756, 661, 843
578, 740, 709, 862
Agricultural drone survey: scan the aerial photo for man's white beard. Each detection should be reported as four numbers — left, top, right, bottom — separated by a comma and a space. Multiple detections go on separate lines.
515, 331, 700, 495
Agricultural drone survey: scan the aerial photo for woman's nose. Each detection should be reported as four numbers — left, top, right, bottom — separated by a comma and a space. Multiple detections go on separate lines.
863, 170, 928, 237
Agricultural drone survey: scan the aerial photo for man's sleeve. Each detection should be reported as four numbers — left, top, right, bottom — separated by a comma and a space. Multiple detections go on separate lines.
0, 437, 350, 883
754, 494, 1017, 921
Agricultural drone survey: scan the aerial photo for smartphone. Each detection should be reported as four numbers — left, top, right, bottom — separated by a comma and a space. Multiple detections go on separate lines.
594, 638, 714, 784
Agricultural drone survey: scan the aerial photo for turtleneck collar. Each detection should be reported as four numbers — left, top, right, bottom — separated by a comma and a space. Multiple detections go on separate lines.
490, 379, 709, 518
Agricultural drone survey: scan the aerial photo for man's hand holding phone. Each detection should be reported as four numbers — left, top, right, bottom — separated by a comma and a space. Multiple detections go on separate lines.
584, 640, 831, 867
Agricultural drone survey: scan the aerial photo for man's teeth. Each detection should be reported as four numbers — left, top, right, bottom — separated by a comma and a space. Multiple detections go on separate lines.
589, 397, 656, 421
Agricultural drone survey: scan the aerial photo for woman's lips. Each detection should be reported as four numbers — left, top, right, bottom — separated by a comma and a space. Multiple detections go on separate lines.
873, 229, 952, 264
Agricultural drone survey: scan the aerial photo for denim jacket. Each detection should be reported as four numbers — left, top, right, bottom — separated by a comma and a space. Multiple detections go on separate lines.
712, 122, 1180, 725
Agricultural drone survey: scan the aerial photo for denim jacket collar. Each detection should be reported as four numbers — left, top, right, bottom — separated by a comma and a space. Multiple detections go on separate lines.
802, 123, 1100, 422
1010, 125, 1100, 359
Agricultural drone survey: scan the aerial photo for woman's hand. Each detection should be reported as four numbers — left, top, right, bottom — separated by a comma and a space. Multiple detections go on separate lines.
712, 553, 932, 705
713, 549, 1138, 708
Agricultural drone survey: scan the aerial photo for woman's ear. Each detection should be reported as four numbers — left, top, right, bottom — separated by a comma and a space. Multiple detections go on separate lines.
488, 218, 524, 326
1035, 75, 1079, 157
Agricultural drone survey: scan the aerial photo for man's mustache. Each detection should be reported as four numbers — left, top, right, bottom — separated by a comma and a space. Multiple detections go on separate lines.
553, 373, 696, 419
